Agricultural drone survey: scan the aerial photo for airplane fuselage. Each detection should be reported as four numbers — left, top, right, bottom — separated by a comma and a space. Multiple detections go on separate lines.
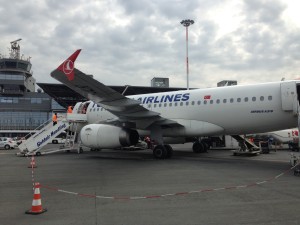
72, 80, 299, 137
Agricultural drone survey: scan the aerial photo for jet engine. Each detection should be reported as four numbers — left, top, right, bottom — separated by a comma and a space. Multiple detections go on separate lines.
80, 124, 139, 149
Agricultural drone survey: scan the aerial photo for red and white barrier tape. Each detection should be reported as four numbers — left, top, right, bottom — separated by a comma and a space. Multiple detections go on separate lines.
40, 166, 296, 201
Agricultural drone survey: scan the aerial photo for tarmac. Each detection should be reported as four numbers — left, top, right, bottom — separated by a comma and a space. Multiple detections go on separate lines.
1, 144, 300, 225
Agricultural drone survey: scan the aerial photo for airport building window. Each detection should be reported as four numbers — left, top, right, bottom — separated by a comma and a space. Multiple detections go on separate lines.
252, 97, 256, 101
268, 96, 272, 101
260, 96, 264, 101
30, 98, 42, 104
244, 97, 248, 102
237, 98, 241, 103
0, 111, 49, 130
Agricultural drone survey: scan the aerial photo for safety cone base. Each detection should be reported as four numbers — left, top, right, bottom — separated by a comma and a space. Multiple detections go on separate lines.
28, 165, 37, 168
25, 208, 47, 215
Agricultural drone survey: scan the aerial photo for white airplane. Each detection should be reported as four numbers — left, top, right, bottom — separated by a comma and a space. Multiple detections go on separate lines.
253, 128, 299, 145
50, 49, 300, 159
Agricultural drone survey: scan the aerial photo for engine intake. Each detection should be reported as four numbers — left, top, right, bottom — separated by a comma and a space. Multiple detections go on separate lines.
80, 124, 139, 149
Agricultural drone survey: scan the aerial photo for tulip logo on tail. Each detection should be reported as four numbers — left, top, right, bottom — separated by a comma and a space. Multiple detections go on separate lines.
57, 49, 81, 81
63, 60, 75, 81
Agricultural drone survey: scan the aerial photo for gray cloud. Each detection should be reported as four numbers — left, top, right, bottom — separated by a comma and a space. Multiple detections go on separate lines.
0, 0, 299, 89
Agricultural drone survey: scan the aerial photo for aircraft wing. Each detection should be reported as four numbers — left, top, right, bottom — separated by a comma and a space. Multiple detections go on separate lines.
50, 50, 182, 129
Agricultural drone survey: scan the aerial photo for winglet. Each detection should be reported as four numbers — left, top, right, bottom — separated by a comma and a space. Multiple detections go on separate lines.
57, 49, 81, 81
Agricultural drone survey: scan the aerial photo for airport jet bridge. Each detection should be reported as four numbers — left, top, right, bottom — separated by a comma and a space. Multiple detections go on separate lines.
18, 113, 87, 156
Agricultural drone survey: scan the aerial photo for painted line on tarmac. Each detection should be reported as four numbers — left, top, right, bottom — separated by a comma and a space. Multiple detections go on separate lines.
40, 164, 298, 201
0, 152, 16, 155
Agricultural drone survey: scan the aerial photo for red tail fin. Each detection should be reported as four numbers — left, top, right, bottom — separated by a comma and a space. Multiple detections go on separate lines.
57, 49, 81, 81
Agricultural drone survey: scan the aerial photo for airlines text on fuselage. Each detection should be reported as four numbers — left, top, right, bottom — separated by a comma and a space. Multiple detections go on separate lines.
137, 93, 190, 104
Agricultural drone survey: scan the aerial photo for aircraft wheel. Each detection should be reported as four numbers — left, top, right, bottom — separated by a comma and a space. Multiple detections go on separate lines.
153, 145, 167, 159
201, 142, 209, 152
36, 152, 41, 156
193, 141, 204, 153
164, 144, 173, 159
79, 147, 83, 154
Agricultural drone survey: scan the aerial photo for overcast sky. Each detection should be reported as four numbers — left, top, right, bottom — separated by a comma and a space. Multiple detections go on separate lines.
1, 0, 300, 89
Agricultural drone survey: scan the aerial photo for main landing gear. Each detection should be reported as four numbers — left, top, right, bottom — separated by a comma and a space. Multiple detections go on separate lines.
192, 140, 209, 153
153, 144, 173, 159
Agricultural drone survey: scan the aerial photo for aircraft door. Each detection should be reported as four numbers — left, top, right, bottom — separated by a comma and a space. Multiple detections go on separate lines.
280, 81, 298, 114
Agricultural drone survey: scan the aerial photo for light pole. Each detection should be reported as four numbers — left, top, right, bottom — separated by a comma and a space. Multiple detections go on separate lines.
180, 19, 194, 90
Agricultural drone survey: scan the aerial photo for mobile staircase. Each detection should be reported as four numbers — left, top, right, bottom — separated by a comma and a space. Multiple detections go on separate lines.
231, 135, 261, 156
17, 113, 87, 156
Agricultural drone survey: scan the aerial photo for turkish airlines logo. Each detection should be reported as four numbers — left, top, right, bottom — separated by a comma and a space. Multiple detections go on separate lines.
62, 60, 74, 81
204, 95, 211, 100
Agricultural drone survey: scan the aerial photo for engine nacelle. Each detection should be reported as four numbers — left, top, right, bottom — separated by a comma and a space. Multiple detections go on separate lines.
80, 124, 139, 149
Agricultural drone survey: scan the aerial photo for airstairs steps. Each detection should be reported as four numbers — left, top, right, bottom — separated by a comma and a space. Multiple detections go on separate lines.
17, 113, 87, 156
231, 135, 261, 156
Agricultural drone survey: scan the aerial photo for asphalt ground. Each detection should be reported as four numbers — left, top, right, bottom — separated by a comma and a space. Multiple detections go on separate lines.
1, 144, 300, 225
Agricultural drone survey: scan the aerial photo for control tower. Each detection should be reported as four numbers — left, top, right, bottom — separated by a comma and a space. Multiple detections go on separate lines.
0, 40, 54, 137
0, 39, 35, 94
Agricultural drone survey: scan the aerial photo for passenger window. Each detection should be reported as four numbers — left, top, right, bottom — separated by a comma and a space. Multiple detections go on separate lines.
244, 97, 248, 102
180, 102, 183, 106
197, 100, 201, 105
260, 96, 264, 101
204, 100, 207, 105
169, 103, 172, 107
186, 102, 189, 106
164, 103, 167, 107
252, 97, 256, 101
223, 99, 227, 103
216, 99, 220, 104
191, 101, 195, 105
154, 104, 157, 108
97, 108, 99, 111
230, 98, 234, 103
175, 102, 178, 106
268, 96, 272, 101
159, 104, 162, 107
237, 98, 241, 102
210, 100, 213, 104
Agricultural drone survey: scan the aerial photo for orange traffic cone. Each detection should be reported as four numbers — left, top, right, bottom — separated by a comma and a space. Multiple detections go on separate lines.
25, 182, 47, 215
28, 156, 37, 168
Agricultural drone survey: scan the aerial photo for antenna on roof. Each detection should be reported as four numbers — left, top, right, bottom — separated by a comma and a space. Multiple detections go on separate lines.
10, 38, 22, 59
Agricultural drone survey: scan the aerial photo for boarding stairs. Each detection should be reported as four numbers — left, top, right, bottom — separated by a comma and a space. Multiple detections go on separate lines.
18, 113, 87, 156
231, 135, 261, 156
